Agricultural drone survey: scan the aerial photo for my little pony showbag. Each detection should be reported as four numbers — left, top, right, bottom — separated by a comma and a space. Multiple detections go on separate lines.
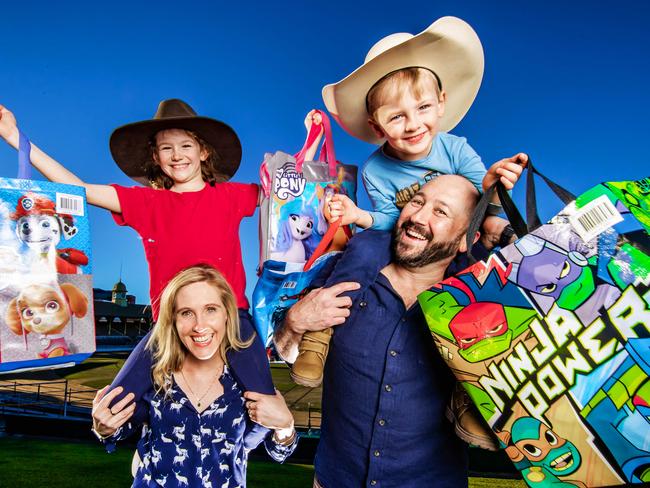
419, 162, 650, 487
254, 111, 357, 345
0, 133, 95, 372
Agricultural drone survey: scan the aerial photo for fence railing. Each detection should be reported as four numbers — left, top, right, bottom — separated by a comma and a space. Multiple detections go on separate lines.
0, 379, 94, 418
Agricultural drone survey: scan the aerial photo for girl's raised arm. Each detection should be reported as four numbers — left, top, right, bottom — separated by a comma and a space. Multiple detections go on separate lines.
0, 105, 121, 213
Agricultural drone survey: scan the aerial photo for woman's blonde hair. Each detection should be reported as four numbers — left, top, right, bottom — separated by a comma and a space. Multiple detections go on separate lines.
147, 264, 253, 394
146, 130, 228, 189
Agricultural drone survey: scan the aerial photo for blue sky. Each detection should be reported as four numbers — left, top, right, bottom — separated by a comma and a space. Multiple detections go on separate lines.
1, 0, 648, 304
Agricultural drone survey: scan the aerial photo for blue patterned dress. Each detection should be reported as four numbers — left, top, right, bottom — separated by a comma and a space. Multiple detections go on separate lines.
108, 366, 297, 487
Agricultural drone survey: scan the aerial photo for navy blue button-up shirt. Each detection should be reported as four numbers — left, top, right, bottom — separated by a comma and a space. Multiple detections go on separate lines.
314, 231, 468, 488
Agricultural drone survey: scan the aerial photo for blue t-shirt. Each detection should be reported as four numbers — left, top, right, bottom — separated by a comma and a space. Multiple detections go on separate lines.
363, 132, 486, 230
313, 230, 468, 488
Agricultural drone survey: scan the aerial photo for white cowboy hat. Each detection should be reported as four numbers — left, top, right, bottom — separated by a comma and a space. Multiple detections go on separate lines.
322, 16, 484, 144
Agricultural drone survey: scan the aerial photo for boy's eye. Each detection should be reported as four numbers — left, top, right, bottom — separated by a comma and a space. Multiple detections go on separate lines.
389, 114, 403, 122
419, 103, 432, 110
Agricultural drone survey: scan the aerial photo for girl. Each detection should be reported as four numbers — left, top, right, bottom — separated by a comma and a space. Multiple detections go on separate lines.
0, 99, 275, 399
91, 264, 297, 487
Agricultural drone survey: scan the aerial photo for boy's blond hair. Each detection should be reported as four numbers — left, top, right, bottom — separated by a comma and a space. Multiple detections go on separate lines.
366, 67, 443, 120
146, 264, 253, 395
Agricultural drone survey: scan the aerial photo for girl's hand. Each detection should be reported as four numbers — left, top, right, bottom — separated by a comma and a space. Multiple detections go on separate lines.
91, 386, 136, 438
0, 105, 20, 148
243, 389, 294, 430
482, 153, 528, 192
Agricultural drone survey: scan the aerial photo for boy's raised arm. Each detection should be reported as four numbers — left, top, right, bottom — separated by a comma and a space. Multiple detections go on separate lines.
0, 105, 121, 213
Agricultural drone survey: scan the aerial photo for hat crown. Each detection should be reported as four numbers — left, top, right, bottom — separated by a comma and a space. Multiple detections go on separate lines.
365, 32, 414, 63
154, 99, 198, 120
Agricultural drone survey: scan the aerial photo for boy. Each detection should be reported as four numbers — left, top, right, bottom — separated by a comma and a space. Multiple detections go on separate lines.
292, 17, 525, 450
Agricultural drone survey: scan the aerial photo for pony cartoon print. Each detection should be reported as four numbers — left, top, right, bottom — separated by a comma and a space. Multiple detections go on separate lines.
270, 199, 323, 263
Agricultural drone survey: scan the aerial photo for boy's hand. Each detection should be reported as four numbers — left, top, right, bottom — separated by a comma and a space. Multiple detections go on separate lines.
328, 194, 373, 228
244, 389, 294, 430
482, 153, 528, 192
304, 109, 323, 130
0, 105, 20, 148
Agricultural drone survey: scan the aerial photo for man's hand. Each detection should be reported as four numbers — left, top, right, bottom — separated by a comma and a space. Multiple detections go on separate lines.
285, 281, 361, 335
482, 153, 528, 192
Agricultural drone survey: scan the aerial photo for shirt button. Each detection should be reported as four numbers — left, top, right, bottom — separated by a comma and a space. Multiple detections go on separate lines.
370, 481, 377, 486
378, 419, 386, 426
384, 384, 392, 392
401, 317, 407, 322
374, 450, 380, 457
389, 350, 397, 357
359, 301, 367, 307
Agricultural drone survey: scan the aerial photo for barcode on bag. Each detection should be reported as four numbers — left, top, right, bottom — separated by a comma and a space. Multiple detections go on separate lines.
56, 193, 85, 216
281, 281, 297, 290
569, 195, 623, 242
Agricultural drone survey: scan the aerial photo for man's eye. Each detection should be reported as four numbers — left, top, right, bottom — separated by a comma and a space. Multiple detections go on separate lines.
434, 208, 447, 216
410, 199, 424, 207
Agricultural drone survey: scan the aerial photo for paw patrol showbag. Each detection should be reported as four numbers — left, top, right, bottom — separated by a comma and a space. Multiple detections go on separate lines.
419, 162, 650, 487
258, 110, 357, 266
0, 133, 95, 373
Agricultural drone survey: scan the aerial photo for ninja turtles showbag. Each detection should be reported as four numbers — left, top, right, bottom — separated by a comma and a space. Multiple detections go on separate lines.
0, 134, 95, 372
419, 164, 650, 487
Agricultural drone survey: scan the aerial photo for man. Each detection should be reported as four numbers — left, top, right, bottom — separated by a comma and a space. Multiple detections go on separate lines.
274, 175, 485, 488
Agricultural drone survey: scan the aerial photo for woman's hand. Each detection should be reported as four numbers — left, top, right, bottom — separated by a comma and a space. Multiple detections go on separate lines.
91, 385, 136, 438
243, 389, 294, 430
0, 105, 20, 148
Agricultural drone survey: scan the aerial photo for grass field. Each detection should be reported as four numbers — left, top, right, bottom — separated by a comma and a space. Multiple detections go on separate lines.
0, 437, 525, 487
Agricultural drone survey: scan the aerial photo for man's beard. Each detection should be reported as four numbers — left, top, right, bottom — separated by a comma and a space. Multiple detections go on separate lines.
392, 221, 463, 268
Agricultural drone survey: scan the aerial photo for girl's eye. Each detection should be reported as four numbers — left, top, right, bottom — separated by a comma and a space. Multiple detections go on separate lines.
22, 308, 34, 319
559, 260, 571, 279
45, 301, 60, 312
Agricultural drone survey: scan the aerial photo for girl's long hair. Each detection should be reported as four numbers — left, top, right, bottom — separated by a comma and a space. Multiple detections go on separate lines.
145, 130, 228, 189
146, 264, 253, 395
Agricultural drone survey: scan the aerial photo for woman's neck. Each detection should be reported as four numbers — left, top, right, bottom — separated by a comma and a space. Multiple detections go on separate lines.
182, 352, 224, 376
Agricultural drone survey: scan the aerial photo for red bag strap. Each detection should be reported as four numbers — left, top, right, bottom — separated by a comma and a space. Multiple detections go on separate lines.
295, 110, 338, 177
303, 219, 341, 271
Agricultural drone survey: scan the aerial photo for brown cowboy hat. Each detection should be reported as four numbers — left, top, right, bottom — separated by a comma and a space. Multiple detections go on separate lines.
109, 99, 242, 185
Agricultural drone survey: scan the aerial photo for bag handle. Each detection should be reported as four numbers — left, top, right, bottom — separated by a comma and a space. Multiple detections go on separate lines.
294, 110, 338, 177
18, 131, 31, 179
465, 158, 576, 259
303, 219, 341, 271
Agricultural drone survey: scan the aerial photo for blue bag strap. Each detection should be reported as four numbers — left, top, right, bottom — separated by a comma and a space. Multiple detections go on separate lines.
18, 131, 31, 179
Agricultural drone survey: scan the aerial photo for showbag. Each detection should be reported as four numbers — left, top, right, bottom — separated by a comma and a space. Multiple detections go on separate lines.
0, 134, 95, 372
258, 110, 357, 267
419, 172, 650, 487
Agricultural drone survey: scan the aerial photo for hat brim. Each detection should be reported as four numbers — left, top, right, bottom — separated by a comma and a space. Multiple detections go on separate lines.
109, 116, 242, 186
322, 16, 484, 144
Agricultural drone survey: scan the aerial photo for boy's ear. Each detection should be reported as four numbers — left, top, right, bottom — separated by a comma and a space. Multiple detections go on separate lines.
367, 118, 385, 139
437, 90, 447, 117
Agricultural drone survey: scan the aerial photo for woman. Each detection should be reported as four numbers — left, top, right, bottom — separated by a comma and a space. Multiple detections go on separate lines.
91, 264, 297, 487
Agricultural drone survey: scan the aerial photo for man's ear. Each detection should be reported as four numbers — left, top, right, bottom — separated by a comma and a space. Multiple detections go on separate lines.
368, 118, 385, 139
459, 230, 481, 254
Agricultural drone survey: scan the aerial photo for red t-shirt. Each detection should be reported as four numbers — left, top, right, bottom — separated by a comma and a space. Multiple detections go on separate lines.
111, 182, 258, 319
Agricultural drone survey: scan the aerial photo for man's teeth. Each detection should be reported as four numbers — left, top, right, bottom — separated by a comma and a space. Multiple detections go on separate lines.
405, 229, 427, 240
192, 335, 212, 344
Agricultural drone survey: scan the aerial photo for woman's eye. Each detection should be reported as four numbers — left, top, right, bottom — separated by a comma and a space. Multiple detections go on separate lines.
180, 310, 193, 318
45, 301, 60, 312
206, 306, 217, 313
559, 260, 571, 279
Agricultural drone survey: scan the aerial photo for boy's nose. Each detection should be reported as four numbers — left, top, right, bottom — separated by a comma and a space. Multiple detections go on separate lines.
404, 115, 420, 132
